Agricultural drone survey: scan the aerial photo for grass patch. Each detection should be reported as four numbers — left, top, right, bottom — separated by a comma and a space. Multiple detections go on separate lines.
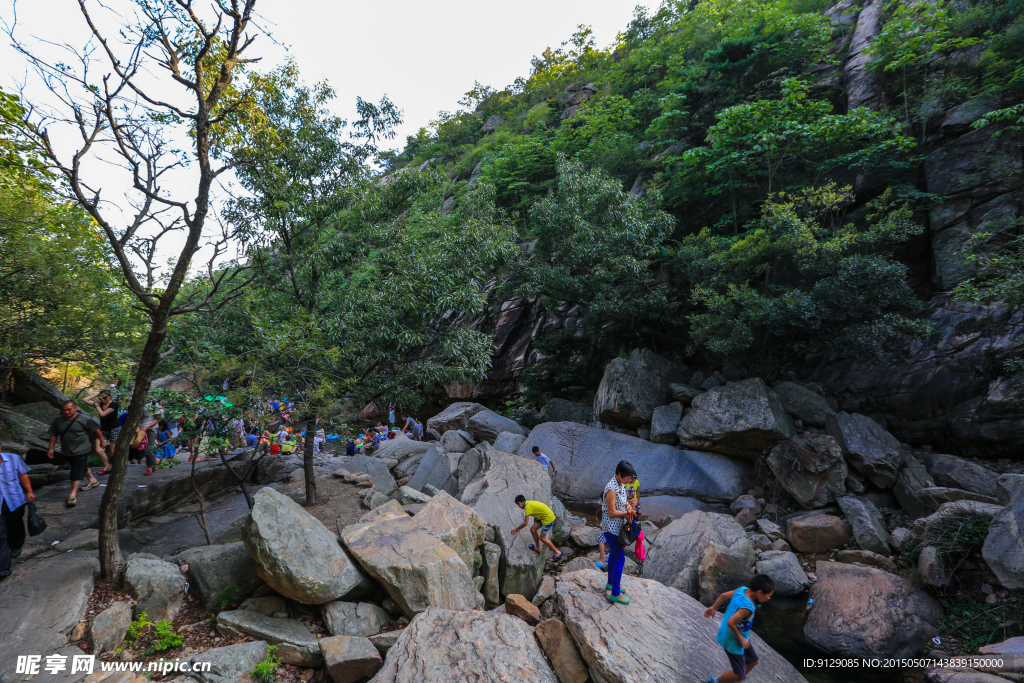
938, 594, 1024, 653
121, 612, 184, 656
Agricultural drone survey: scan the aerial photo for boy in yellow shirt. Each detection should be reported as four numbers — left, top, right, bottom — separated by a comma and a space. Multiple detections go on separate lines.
512, 495, 564, 561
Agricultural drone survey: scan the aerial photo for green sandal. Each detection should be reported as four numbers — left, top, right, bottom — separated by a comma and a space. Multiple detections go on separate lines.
605, 585, 627, 594
606, 593, 630, 605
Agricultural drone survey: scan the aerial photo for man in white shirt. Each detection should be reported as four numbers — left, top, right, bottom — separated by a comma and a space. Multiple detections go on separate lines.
531, 446, 558, 476
231, 418, 245, 448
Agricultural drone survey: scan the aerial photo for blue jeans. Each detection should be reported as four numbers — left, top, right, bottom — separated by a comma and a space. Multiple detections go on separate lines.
605, 532, 625, 595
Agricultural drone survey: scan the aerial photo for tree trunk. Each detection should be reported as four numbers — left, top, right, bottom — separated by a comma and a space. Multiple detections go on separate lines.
304, 418, 316, 505
96, 308, 170, 581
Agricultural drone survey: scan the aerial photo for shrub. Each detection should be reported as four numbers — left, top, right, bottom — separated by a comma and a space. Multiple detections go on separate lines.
252, 645, 281, 683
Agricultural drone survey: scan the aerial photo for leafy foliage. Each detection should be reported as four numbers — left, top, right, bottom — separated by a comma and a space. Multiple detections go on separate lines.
252, 646, 281, 683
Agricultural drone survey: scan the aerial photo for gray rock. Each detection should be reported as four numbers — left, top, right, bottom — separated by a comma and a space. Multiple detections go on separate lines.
918, 546, 952, 588
540, 398, 591, 424
805, 561, 942, 659
390, 486, 432, 505
669, 383, 703, 405
407, 444, 461, 495
216, 609, 321, 667
982, 489, 1024, 589
184, 640, 268, 683
320, 635, 382, 683
90, 601, 132, 654
239, 596, 287, 617
0, 553, 97, 680
467, 410, 528, 444
439, 430, 476, 454
340, 515, 483, 617
846, 469, 867, 495
756, 550, 811, 596
337, 455, 398, 496
519, 421, 754, 506
826, 412, 902, 488
730, 494, 759, 515
757, 518, 784, 540
374, 438, 432, 464
927, 453, 998, 498
532, 575, 556, 607
837, 495, 892, 554
535, 618, 588, 683
835, 549, 897, 571
772, 381, 836, 426
748, 532, 772, 551
413, 490, 486, 572
594, 348, 683, 429
493, 431, 527, 453
913, 500, 1003, 539
480, 114, 504, 133
844, 0, 883, 109
639, 495, 714, 520
557, 570, 807, 682
643, 511, 754, 598
363, 489, 391, 510
368, 629, 403, 656
649, 402, 682, 444
124, 557, 186, 623
369, 607, 558, 683
481, 541, 502, 606
698, 542, 754, 606
676, 378, 795, 460
549, 496, 571, 546
177, 541, 262, 611
460, 446, 553, 599
426, 402, 487, 440
997, 474, 1024, 505
787, 514, 852, 553
569, 525, 602, 548
243, 487, 373, 604
767, 435, 848, 509
919, 486, 1000, 508
894, 453, 937, 519
891, 527, 913, 549
322, 601, 389, 638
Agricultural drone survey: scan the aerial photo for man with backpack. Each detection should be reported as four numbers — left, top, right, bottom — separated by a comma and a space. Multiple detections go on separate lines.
47, 400, 104, 507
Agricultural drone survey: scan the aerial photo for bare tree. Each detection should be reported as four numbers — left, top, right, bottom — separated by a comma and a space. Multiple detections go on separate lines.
9, 0, 261, 580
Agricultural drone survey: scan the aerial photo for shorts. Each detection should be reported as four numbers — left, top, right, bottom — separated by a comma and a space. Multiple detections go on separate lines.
69, 453, 90, 483
538, 521, 554, 535
110, 427, 121, 442
726, 644, 759, 680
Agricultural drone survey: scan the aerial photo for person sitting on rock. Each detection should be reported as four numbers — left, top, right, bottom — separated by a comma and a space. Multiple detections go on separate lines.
511, 495, 563, 562
703, 573, 775, 683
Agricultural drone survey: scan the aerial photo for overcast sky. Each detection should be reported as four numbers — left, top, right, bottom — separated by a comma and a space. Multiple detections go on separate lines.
3, 0, 659, 150
0, 0, 659, 272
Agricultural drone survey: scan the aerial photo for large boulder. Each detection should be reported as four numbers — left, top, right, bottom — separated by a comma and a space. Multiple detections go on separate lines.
467, 410, 528, 444
407, 444, 461, 495
321, 635, 382, 683
535, 618, 588, 683
982, 487, 1024, 589
481, 541, 502, 606
242, 487, 373, 604
755, 551, 811, 596
438, 430, 475, 453
837, 495, 892, 555
426, 402, 487, 440
913, 500, 1004, 539
786, 514, 852, 553
518, 421, 754, 506
322, 601, 389, 638
460, 446, 553, 598
492, 431, 527, 454
643, 511, 754, 598
766, 435, 847, 509
649, 402, 682, 444
805, 561, 942, 659
184, 640, 268, 683
894, 453, 938, 519
177, 541, 262, 611
123, 557, 186, 623
697, 542, 753, 606
676, 378, 795, 460
336, 455, 397, 496
540, 398, 591, 424
927, 453, 999, 498
593, 348, 682, 429
90, 601, 132, 654
216, 610, 322, 667
772, 381, 836, 426
412, 490, 486, 572
340, 515, 483, 617
368, 608, 559, 683
826, 411, 902, 488
374, 438, 432, 465
556, 570, 807, 683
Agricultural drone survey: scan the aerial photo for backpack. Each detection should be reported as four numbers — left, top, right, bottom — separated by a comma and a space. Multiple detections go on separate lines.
345, 441, 356, 455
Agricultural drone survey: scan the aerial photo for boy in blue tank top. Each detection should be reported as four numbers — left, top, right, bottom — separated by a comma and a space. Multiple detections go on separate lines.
703, 573, 775, 683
